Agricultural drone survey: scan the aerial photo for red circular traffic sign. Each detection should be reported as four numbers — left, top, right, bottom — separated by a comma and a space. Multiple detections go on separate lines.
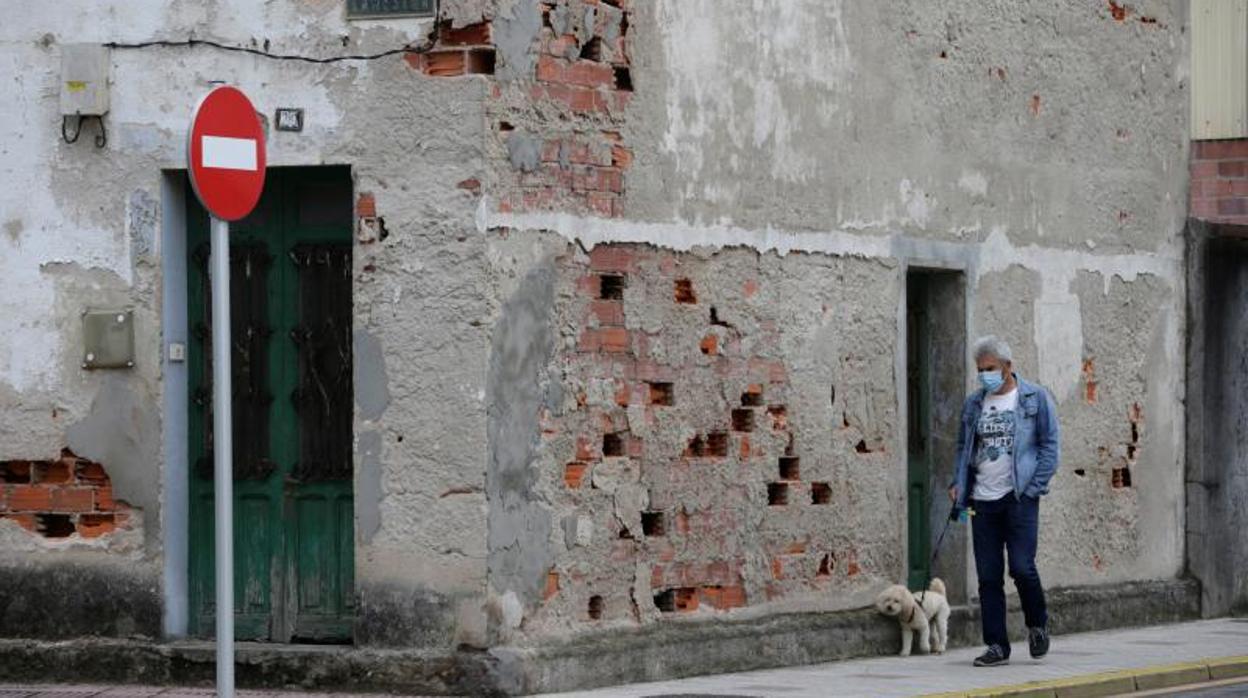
187, 86, 267, 222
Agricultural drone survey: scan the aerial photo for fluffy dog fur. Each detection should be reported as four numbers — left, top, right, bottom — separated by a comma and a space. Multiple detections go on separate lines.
874, 578, 951, 656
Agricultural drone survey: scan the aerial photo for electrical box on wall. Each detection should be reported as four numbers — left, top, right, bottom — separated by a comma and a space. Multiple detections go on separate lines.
82, 309, 134, 369
60, 44, 110, 116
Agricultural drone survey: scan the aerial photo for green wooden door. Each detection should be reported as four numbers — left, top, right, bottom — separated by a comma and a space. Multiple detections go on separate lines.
906, 280, 932, 591
188, 167, 355, 643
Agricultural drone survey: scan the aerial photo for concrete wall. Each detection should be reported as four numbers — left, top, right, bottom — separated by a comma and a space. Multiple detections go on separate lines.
0, 0, 495, 645
481, 0, 1190, 641
0, 0, 1194, 657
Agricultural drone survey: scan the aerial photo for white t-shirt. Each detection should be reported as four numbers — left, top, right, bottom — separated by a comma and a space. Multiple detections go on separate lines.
973, 387, 1018, 501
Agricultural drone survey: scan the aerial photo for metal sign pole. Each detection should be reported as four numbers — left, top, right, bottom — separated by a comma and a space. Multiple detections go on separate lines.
210, 214, 235, 698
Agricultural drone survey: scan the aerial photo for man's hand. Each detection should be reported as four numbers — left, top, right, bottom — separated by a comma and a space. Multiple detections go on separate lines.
948, 486, 958, 503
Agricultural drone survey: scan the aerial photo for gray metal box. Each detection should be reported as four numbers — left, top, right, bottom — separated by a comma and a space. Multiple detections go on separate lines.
82, 309, 134, 369
60, 44, 110, 116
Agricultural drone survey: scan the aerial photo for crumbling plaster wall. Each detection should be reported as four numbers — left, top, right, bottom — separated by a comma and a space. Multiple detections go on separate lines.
1, 0, 496, 644
479, 0, 1190, 640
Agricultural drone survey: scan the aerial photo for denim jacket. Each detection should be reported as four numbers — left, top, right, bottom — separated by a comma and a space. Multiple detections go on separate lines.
951, 374, 1060, 509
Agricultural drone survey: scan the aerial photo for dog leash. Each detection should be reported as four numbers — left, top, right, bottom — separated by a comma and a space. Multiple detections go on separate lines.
917, 503, 969, 605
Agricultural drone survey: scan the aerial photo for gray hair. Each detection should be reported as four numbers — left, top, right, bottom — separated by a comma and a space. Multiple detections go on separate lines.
973, 335, 1013, 363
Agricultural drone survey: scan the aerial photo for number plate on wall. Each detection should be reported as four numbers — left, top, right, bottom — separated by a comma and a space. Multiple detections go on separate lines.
347, 0, 435, 18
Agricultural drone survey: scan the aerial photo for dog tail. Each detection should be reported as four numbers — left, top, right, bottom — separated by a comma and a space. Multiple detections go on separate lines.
928, 578, 946, 596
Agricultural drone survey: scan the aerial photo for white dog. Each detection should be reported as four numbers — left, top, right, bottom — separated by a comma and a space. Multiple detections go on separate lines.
874, 578, 951, 656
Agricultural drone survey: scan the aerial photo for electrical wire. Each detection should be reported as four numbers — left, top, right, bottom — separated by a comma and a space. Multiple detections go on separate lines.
103, 35, 437, 64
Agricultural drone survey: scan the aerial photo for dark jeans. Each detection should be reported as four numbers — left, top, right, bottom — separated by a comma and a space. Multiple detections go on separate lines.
972, 494, 1048, 655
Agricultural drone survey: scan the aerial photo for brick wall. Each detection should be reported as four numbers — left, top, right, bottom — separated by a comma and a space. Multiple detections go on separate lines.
528, 244, 900, 631
395, 3, 635, 219
1189, 140, 1248, 224
0, 450, 129, 539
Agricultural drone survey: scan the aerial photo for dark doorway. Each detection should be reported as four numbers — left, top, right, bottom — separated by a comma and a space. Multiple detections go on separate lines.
1186, 225, 1248, 617
187, 166, 356, 643
905, 269, 967, 600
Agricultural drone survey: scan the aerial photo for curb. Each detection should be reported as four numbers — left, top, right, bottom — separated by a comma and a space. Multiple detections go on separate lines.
919, 655, 1248, 698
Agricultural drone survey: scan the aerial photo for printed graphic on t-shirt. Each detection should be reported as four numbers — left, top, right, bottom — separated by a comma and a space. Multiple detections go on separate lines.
973, 388, 1018, 501
976, 407, 1015, 465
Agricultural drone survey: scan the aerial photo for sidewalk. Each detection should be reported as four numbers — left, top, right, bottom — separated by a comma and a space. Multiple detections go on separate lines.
539, 618, 1248, 698
0, 619, 1244, 697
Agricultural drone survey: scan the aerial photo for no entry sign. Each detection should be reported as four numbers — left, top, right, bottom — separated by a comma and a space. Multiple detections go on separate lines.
188, 86, 266, 221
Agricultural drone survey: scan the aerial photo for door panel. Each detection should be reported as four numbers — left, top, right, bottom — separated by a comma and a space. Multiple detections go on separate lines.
187, 167, 354, 643
906, 276, 932, 591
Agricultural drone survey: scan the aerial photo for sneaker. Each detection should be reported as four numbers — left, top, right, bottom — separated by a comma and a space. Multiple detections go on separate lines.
1028, 626, 1050, 659
973, 644, 1010, 667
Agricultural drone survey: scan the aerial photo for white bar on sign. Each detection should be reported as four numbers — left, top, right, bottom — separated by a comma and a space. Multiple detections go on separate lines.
201, 135, 257, 171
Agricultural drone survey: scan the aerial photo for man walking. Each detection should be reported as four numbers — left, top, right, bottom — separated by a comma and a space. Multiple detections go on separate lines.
949, 336, 1060, 667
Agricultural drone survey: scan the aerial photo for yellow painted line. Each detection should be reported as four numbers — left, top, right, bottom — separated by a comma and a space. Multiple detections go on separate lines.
917, 655, 1248, 698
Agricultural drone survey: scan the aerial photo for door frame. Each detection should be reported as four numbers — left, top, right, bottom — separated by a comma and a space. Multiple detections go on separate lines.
168, 165, 357, 642
899, 261, 970, 602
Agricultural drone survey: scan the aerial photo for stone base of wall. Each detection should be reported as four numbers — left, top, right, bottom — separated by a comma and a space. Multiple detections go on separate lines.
0, 578, 1200, 696
501, 578, 1202, 694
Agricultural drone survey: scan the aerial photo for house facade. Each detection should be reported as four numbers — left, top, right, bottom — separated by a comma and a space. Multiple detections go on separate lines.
0, 0, 1241, 694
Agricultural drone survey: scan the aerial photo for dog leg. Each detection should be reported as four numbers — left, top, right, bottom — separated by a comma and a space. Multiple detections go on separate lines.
916, 615, 931, 654
900, 625, 912, 657
936, 608, 950, 654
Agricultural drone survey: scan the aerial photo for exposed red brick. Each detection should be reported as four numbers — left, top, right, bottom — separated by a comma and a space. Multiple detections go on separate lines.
456, 178, 482, 195
96, 486, 116, 511
589, 246, 634, 273
1218, 161, 1247, 178
538, 84, 610, 113
701, 585, 747, 610
544, 570, 560, 600
357, 193, 377, 219
2, 461, 31, 484
77, 513, 117, 538
1029, 94, 1042, 116
591, 299, 625, 326
50, 487, 94, 512
783, 540, 808, 555
599, 327, 630, 353
1108, 0, 1129, 21
1191, 162, 1218, 180
33, 460, 73, 484
419, 50, 469, 77
7, 485, 52, 512
1219, 198, 1248, 216
616, 380, 633, 407
75, 461, 108, 484
1195, 140, 1248, 159
586, 192, 618, 217
2, 513, 38, 532
612, 145, 634, 169
674, 587, 699, 612
546, 34, 580, 57
537, 56, 616, 88
743, 279, 759, 298
700, 334, 718, 356
573, 166, 624, 193
439, 21, 492, 46
674, 509, 690, 534
564, 462, 589, 489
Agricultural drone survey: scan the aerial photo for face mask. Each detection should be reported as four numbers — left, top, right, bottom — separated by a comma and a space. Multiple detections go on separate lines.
978, 370, 1005, 393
